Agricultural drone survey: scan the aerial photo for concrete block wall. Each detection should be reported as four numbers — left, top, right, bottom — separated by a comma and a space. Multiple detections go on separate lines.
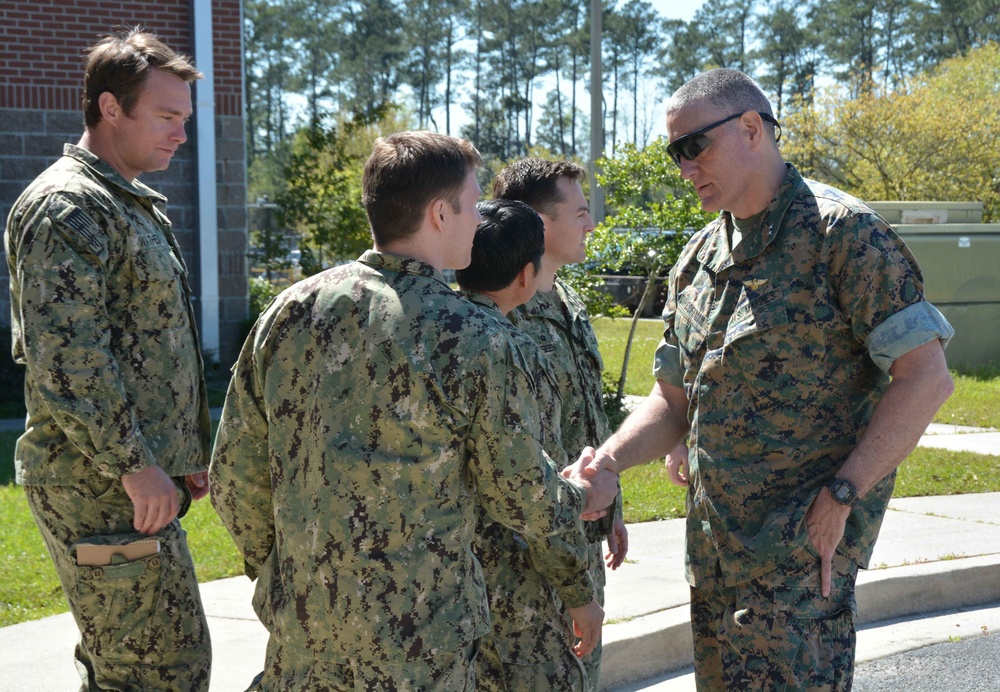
0, 0, 248, 365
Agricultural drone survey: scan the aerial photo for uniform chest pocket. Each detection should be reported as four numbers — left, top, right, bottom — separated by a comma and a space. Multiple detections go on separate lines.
674, 284, 712, 360
724, 286, 789, 348
724, 287, 829, 416
131, 245, 182, 282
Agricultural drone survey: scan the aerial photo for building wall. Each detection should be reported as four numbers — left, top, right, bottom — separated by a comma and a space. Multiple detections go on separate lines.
0, 0, 248, 365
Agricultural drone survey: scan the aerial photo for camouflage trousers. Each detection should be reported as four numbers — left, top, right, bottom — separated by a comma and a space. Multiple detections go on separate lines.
476, 629, 586, 691
248, 635, 479, 691
690, 549, 858, 691
476, 539, 603, 692
580, 539, 606, 692
25, 477, 210, 691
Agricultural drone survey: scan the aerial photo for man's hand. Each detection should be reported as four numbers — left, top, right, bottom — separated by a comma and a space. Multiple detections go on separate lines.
121, 465, 179, 535
805, 487, 851, 597
665, 442, 690, 488
605, 516, 629, 570
566, 599, 604, 658
564, 447, 620, 518
185, 470, 210, 501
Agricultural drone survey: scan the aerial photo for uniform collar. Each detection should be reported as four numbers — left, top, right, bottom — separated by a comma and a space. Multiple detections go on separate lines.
459, 290, 503, 317
62, 143, 167, 205
358, 249, 448, 285
697, 164, 805, 272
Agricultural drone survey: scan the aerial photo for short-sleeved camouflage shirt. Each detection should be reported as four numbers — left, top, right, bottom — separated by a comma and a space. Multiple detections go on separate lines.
655, 165, 953, 587
4, 144, 210, 484
210, 251, 591, 663
511, 280, 620, 541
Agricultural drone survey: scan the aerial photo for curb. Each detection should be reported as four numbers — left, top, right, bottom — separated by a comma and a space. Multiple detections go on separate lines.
600, 552, 1000, 689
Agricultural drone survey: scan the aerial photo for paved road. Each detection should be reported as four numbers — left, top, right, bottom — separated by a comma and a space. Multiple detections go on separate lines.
610, 602, 1000, 691
854, 631, 1000, 692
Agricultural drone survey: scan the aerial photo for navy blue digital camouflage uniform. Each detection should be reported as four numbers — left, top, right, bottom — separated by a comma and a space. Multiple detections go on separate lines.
211, 251, 593, 690
5, 144, 212, 691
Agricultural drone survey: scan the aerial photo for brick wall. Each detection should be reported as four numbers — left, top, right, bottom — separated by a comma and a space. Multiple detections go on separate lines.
0, 0, 248, 365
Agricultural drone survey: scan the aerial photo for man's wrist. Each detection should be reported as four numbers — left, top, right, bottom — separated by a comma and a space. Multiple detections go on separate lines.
825, 477, 860, 507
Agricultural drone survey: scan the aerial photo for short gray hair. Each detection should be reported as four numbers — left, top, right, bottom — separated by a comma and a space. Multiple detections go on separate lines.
667, 69, 778, 140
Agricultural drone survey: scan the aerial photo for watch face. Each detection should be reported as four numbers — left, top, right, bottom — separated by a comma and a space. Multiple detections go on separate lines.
830, 479, 857, 506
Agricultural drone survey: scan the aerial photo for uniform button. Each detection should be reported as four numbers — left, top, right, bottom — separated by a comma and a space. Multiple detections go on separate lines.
97, 463, 110, 471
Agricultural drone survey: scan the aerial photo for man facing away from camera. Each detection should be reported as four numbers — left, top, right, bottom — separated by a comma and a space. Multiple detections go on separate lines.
578, 68, 955, 690
456, 198, 599, 691
210, 132, 619, 690
5, 28, 212, 691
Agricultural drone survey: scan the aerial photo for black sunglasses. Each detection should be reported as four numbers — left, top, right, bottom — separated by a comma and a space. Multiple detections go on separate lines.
666, 111, 781, 166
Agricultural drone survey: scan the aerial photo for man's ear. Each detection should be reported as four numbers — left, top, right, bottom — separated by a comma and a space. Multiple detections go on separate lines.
743, 111, 765, 152
427, 198, 448, 231
98, 91, 123, 126
516, 263, 533, 288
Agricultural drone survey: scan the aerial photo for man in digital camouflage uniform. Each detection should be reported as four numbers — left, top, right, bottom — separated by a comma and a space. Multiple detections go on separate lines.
209, 132, 619, 691
4, 28, 212, 691
494, 158, 627, 692
580, 68, 955, 690
456, 198, 593, 690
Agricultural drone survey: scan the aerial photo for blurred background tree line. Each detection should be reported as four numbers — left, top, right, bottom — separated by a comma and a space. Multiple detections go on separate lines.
244, 0, 1000, 313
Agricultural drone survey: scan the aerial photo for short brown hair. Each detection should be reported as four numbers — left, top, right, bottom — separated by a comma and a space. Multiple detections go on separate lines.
362, 131, 483, 245
83, 26, 202, 128
492, 158, 587, 219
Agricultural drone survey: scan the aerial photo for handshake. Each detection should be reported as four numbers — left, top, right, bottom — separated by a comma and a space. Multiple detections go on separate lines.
562, 446, 620, 520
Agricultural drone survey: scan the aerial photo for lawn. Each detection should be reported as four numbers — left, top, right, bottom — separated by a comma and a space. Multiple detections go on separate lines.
0, 318, 997, 626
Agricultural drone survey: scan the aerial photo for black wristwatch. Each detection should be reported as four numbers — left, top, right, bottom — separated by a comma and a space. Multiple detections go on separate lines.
826, 478, 859, 507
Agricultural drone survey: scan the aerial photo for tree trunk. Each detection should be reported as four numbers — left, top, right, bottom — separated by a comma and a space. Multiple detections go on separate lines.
617, 269, 660, 402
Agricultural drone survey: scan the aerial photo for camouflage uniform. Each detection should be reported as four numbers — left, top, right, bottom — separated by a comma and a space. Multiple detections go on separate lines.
462, 291, 590, 692
510, 279, 620, 691
653, 165, 954, 690
210, 250, 593, 690
4, 144, 212, 690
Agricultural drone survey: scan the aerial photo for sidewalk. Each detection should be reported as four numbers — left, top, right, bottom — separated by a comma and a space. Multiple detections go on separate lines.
1, 427, 998, 691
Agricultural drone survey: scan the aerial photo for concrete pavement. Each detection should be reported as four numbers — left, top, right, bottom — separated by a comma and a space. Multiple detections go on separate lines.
1, 425, 998, 691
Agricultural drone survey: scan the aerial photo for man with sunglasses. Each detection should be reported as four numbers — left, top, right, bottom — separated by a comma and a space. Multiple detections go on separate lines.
578, 68, 955, 689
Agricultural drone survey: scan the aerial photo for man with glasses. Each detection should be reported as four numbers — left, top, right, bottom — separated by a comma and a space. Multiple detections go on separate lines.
578, 68, 955, 689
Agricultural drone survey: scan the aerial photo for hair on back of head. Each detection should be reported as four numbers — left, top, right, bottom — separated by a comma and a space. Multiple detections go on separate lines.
455, 199, 545, 293
362, 131, 483, 246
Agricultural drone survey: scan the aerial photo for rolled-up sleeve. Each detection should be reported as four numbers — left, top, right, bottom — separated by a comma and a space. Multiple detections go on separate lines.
867, 301, 955, 373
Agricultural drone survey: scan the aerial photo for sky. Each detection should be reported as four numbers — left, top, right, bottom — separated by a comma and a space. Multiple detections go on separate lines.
649, 0, 703, 23
442, 0, 706, 147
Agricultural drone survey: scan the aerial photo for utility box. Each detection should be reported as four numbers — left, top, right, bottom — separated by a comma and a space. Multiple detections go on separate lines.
870, 201, 984, 225
871, 202, 1000, 369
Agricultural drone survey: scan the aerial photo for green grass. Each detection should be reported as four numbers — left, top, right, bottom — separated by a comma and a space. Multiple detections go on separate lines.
0, 485, 65, 626
591, 316, 664, 398
0, 318, 997, 626
619, 446, 1000, 524
0, 486, 243, 628
934, 364, 1000, 429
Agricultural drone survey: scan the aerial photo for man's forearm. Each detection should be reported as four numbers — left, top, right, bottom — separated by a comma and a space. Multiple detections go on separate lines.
836, 339, 953, 496
596, 380, 690, 474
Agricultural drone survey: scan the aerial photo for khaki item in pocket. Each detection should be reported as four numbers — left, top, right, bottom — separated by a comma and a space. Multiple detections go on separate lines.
75, 537, 161, 566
